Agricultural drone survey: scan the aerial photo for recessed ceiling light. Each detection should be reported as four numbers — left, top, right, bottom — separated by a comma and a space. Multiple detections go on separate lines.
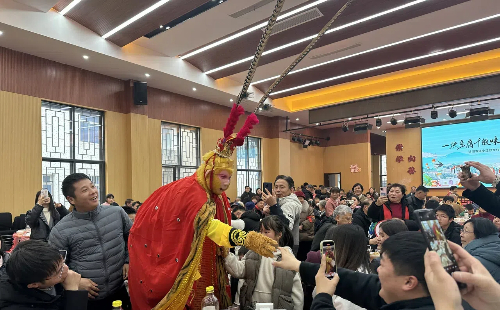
102, 0, 171, 39
316, 123, 320, 125
192, 87, 197, 91
230, 99, 233, 102
204, 0, 430, 74
271, 37, 500, 96
145, 73, 150, 77
296, 118, 300, 121
180, 0, 330, 59
251, 13, 500, 85
59, 0, 82, 16
160, 25, 163, 28
0, 31, 3, 36
348, 118, 352, 120
442, 119, 447, 121
83, 55, 89, 60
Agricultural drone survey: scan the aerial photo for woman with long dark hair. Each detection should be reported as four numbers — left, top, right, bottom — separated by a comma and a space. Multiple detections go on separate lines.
224, 215, 303, 309
312, 224, 370, 310
26, 190, 69, 241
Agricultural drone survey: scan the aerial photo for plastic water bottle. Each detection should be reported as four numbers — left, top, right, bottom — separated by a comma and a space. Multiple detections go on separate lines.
112, 300, 123, 310
201, 286, 219, 310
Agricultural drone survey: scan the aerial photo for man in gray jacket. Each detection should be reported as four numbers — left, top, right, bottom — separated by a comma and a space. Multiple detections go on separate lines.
262, 175, 302, 255
49, 173, 132, 310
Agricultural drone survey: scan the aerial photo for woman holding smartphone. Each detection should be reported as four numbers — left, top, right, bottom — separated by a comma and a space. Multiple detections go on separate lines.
26, 190, 69, 241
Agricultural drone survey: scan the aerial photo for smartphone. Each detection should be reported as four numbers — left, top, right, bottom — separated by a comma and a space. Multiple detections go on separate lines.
461, 165, 472, 179
414, 209, 466, 289
263, 182, 273, 194
380, 187, 387, 197
320, 240, 336, 279
41, 189, 48, 198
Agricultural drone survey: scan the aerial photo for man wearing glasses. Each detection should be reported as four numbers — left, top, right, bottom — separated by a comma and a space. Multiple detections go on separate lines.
0, 240, 88, 310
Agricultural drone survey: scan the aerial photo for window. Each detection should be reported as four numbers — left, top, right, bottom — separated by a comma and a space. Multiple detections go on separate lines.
236, 137, 262, 196
161, 122, 200, 185
380, 155, 387, 187
41, 102, 105, 207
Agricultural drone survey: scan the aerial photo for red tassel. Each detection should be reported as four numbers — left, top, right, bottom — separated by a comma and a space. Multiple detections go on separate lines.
234, 113, 259, 146
223, 104, 245, 139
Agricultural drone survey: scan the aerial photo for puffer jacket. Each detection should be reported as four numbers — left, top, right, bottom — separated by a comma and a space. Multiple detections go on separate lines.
48, 205, 132, 300
299, 200, 315, 242
278, 194, 303, 251
464, 234, 500, 283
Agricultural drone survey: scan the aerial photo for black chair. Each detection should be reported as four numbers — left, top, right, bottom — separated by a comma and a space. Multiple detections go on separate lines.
12, 214, 26, 231
0, 213, 12, 231
0, 235, 13, 252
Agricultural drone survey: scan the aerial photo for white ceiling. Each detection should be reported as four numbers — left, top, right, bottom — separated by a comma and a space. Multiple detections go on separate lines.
0, 0, 498, 127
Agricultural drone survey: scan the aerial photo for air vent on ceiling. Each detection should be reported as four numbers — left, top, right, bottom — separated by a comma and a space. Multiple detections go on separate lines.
310, 43, 361, 60
230, 0, 276, 19
264, 8, 323, 36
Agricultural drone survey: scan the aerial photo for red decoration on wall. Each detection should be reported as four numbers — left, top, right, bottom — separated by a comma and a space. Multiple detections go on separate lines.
408, 167, 416, 175
396, 144, 404, 151
408, 155, 416, 162
396, 156, 404, 163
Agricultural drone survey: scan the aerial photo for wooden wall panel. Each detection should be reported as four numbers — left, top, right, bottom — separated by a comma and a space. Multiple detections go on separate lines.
148, 119, 162, 196
0, 91, 41, 216
0, 47, 126, 113
290, 143, 325, 188
324, 143, 372, 191
105, 111, 132, 206
261, 138, 279, 185
386, 128, 422, 190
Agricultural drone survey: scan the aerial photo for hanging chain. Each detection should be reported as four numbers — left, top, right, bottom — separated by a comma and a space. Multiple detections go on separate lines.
254, 0, 356, 113
236, 0, 286, 105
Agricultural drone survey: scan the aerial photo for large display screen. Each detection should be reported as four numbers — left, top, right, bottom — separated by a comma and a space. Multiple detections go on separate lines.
422, 119, 500, 188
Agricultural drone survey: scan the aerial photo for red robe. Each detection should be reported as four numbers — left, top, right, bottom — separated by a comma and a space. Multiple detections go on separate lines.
128, 175, 231, 310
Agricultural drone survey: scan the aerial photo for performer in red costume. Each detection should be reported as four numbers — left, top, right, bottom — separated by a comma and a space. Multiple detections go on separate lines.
128, 104, 277, 310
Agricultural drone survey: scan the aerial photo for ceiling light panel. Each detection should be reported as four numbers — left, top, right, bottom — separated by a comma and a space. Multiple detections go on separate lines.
59, 0, 82, 16
270, 37, 500, 95
102, 0, 171, 39
251, 13, 500, 85
203, 0, 430, 74
180, 0, 330, 59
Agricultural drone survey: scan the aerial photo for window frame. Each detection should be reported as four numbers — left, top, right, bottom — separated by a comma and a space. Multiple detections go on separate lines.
41, 101, 105, 206
237, 136, 262, 196
380, 154, 387, 188
161, 122, 201, 185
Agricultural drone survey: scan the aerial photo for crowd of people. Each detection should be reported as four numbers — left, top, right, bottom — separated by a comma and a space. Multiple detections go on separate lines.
0, 161, 500, 310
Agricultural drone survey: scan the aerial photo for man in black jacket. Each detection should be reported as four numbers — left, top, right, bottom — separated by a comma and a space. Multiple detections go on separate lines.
240, 186, 254, 204
352, 200, 372, 236
435, 204, 461, 246
459, 161, 500, 218
0, 240, 88, 310
275, 232, 435, 310
406, 186, 428, 211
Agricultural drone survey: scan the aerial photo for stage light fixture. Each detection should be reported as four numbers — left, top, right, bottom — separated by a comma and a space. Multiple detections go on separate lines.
449, 108, 457, 118
291, 136, 297, 142
404, 116, 425, 128
342, 122, 349, 132
390, 117, 398, 125
376, 118, 382, 128
431, 110, 438, 119
354, 123, 373, 133
466, 107, 494, 121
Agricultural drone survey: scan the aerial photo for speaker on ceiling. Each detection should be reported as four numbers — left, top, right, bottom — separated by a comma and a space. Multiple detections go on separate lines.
133, 81, 148, 105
